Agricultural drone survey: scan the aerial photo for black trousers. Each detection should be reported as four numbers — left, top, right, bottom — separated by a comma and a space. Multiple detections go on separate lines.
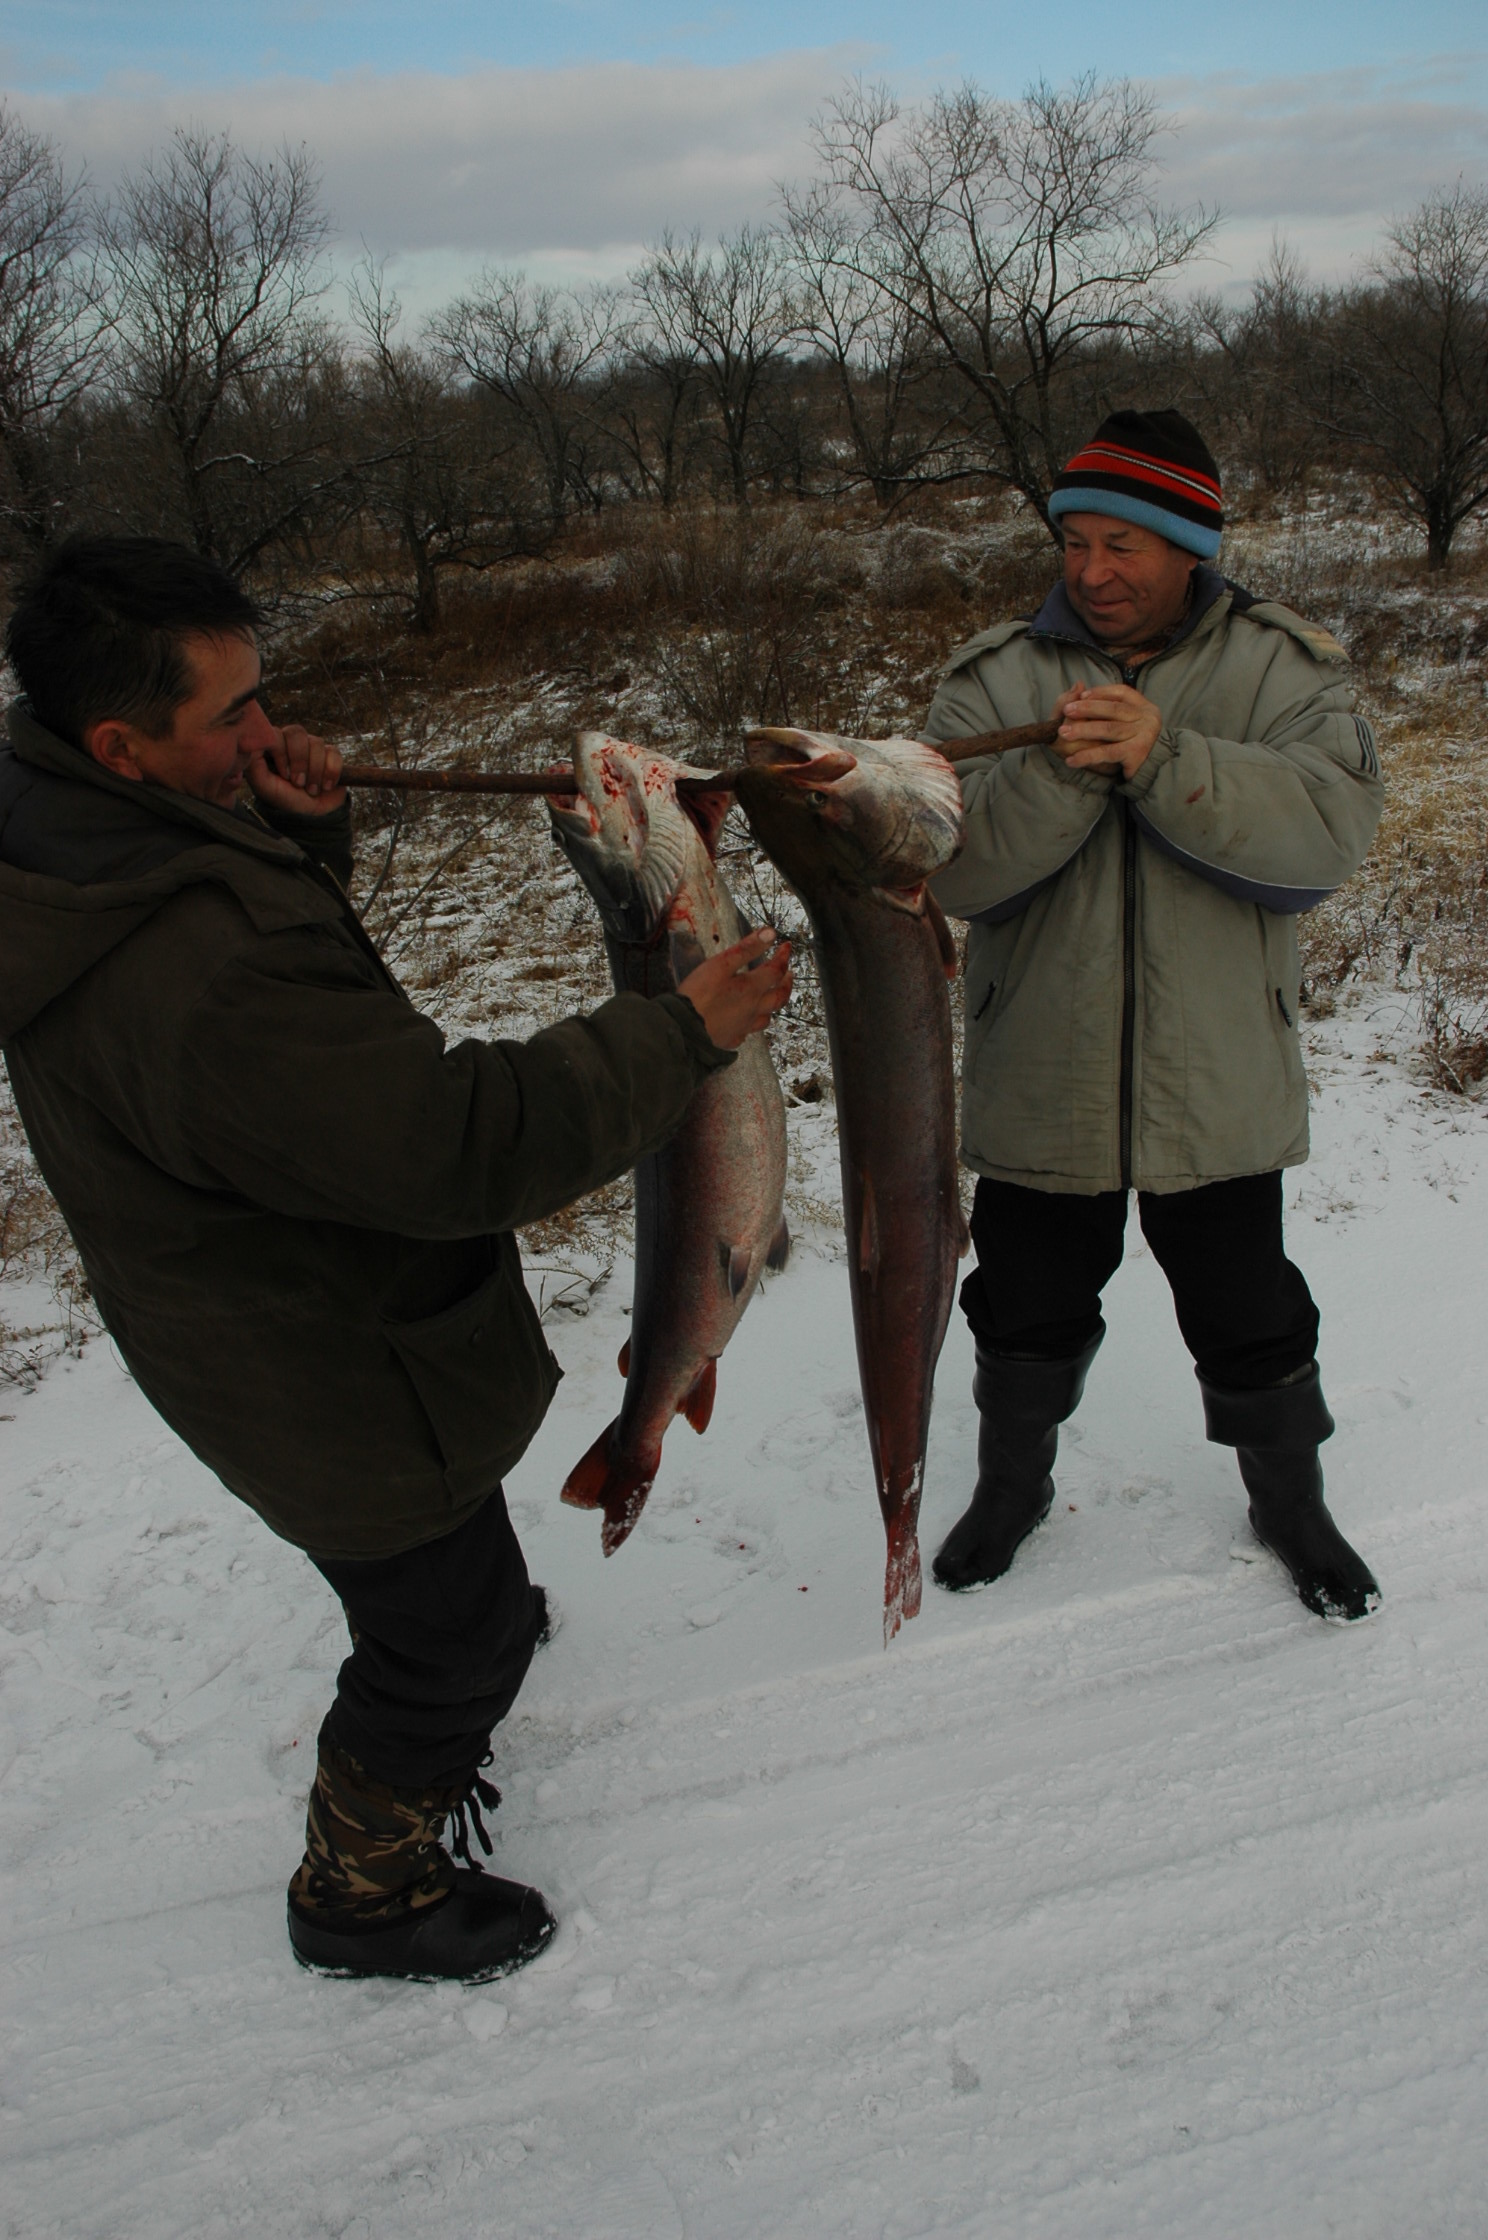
309, 1486, 541, 1793
961, 1171, 1320, 1391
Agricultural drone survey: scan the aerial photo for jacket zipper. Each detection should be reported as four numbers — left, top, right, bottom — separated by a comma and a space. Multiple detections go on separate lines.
1030, 620, 1196, 1193
1118, 662, 1139, 1189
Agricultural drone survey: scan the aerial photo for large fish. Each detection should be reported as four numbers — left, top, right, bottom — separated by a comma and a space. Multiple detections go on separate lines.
549, 732, 789, 1554
735, 728, 966, 1641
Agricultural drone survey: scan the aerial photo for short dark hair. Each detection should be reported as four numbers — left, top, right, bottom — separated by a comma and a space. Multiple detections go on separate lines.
4, 536, 264, 748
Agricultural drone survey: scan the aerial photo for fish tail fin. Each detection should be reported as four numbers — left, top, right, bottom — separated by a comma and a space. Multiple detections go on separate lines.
766, 1217, 791, 1272
882, 1518, 924, 1646
679, 1358, 718, 1434
560, 1420, 659, 1557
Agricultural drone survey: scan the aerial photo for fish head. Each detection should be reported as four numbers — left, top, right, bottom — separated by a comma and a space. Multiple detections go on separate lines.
737, 727, 964, 902
548, 731, 714, 945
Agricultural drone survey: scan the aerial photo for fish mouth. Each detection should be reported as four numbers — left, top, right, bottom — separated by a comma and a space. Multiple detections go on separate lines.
744, 727, 860, 786
740, 726, 964, 889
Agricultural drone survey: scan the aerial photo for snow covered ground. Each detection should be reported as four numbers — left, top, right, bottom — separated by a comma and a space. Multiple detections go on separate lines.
3, 988, 1487, 2240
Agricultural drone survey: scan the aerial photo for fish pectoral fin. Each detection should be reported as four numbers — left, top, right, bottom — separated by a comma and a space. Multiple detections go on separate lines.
858, 1176, 880, 1281
766, 1217, 791, 1272
617, 1338, 632, 1377
679, 1358, 718, 1434
926, 888, 959, 980
725, 1242, 753, 1301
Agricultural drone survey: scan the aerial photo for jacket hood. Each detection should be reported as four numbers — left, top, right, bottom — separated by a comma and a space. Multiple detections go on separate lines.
0, 700, 339, 1040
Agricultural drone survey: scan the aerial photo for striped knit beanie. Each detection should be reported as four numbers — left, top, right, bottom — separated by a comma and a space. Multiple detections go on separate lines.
1048, 409, 1223, 560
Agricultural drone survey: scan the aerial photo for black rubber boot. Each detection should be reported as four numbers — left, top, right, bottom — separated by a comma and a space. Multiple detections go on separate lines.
933, 1327, 1104, 1591
1199, 1364, 1380, 1623
289, 1867, 557, 1983
286, 1738, 557, 1982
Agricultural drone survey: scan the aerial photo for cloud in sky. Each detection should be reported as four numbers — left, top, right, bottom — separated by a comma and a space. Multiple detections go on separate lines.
12, 51, 1487, 313
15, 53, 853, 261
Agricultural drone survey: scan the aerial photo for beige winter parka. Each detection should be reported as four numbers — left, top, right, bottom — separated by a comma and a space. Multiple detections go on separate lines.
927, 571, 1383, 1195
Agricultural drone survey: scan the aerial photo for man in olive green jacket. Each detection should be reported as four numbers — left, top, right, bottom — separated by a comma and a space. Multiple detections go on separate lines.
0, 537, 790, 1983
926, 409, 1382, 1623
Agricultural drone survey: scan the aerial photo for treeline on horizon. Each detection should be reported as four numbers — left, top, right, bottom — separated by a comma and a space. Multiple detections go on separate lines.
1, 73, 1487, 630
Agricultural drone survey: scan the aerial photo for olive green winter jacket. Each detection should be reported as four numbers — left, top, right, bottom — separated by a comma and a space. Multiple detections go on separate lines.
0, 704, 730, 1557
927, 570, 1383, 1195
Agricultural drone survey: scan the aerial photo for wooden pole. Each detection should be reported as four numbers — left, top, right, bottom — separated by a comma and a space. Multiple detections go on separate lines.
337, 718, 1062, 800
339, 764, 581, 796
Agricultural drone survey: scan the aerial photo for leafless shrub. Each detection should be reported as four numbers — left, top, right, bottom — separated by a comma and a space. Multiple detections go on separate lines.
0, 1082, 98, 1384
615, 505, 857, 747
1299, 672, 1488, 1086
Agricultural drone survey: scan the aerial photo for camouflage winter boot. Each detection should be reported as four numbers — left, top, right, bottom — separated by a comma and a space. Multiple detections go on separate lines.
287, 1737, 556, 1982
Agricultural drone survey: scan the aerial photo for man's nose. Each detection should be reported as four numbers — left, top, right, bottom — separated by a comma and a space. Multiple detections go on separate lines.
241, 699, 278, 750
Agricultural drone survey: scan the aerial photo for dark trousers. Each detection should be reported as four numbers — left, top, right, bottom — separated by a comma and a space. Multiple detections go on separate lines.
961, 1171, 1320, 1391
309, 1486, 541, 1793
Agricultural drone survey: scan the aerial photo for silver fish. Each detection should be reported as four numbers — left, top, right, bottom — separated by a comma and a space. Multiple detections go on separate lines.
550, 732, 789, 1553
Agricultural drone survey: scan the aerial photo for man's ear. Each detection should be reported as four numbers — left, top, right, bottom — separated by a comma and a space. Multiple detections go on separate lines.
84, 719, 146, 783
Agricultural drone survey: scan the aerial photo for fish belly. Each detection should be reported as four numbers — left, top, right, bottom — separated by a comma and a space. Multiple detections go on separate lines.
562, 1030, 787, 1554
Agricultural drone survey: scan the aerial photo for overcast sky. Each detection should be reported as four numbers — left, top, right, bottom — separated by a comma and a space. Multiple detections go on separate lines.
5, 2, 1486, 316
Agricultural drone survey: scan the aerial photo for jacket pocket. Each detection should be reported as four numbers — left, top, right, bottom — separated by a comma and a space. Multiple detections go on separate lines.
383, 1254, 561, 1502
1259, 910, 1307, 1096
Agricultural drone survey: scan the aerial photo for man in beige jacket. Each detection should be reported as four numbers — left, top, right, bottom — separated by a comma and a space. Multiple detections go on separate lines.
927, 409, 1383, 1621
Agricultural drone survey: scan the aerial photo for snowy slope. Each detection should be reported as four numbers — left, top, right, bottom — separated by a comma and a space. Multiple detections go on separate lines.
3, 990, 1487, 2240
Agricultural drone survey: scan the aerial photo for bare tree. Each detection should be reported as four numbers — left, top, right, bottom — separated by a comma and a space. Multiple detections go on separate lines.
631, 228, 795, 503
812, 75, 1219, 531
103, 129, 332, 566
605, 285, 707, 509
1190, 238, 1321, 502
0, 104, 109, 552
429, 271, 618, 527
781, 179, 959, 506
346, 262, 547, 631
1308, 185, 1488, 570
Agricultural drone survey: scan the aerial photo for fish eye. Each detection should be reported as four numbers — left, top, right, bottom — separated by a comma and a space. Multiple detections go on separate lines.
807, 790, 827, 807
